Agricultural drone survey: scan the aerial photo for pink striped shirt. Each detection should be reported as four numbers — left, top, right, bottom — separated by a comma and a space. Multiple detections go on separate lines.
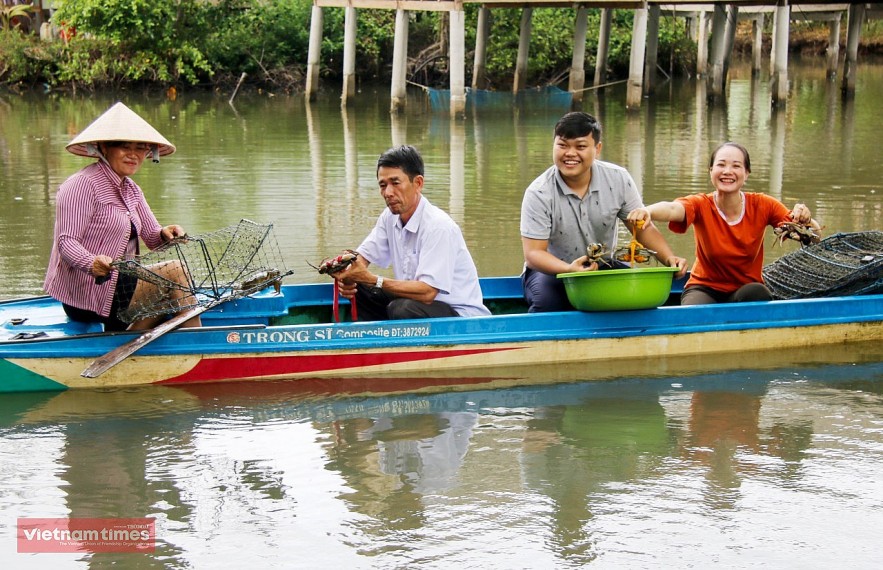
44, 160, 165, 317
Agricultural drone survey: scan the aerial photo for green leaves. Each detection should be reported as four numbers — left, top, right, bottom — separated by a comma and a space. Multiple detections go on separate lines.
1, 3, 34, 32
49, 0, 212, 85
4, 2, 701, 91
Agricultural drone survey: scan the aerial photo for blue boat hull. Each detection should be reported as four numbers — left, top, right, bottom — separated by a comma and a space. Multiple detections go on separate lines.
1, 277, 881, 393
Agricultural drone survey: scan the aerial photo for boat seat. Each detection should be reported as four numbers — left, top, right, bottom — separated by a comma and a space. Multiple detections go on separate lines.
202, 287, 289, 326
1, 315, 104, 339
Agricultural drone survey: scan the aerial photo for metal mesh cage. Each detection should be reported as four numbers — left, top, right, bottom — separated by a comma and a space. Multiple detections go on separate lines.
762, 231, 883, 300
113, 219, 291, 323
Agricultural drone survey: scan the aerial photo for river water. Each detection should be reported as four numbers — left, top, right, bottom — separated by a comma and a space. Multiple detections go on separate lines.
1, 57, 883, 567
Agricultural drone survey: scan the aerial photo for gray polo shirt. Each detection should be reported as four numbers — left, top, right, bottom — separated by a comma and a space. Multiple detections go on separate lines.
520, 161, 643, 263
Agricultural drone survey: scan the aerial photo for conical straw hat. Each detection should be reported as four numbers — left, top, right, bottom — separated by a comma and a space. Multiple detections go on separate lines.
66, 102, 176, 158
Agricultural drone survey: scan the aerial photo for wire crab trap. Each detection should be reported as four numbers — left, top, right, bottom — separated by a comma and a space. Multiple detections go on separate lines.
762, 231, 883, 300
112, 219, 292, 323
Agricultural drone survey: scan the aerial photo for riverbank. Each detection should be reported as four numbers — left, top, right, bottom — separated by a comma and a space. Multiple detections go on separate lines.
735, 21, 883, 55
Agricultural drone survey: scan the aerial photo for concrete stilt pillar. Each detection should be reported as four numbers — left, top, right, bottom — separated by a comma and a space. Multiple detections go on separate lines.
826, 16, 841, 79
390, 9, 409, 114
472, 7, 491, 90
341, 7, 357, 106
305, 5, 323, 102
842, 3, 865, 97
723, 6, 739, 82
696, 11, 709, 77
752, 14, 764, 77
594, 8, 612, 86
771, 8, 778, 71
626, 7, 648, 110
707, 4, 729, 102
771, 4, 790, 107
513, 8, 533, 93
643, 5, 660, 96
569, 8, 589, 102
450, 8, 467, 118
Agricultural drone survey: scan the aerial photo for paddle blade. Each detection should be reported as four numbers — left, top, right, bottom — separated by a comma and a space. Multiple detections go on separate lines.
80, 306, 207, 378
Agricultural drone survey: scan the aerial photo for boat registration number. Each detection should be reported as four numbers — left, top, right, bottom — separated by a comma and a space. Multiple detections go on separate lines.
226, 324, 432, 344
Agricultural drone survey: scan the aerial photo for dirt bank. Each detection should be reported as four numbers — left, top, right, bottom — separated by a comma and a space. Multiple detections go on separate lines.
734, 23, 883, 56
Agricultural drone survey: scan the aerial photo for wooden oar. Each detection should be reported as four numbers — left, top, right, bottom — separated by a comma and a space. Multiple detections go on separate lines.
80, 303, 210, 378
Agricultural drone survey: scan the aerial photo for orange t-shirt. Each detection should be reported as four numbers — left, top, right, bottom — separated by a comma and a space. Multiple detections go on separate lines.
669, 192, 792, 293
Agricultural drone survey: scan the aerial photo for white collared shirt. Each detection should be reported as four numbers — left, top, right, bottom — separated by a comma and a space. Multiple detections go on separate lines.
358, 196, 490, 317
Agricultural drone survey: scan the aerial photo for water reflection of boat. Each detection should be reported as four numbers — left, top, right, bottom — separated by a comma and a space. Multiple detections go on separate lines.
178, 342, 883, 424
1, 276, 881, 393
5, 347, 882, 427
10, 385, 203, 426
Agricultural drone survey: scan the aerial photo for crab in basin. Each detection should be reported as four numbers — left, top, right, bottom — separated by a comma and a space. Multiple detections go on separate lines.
609, 218, 657, 266
614, 244, 657, 265
773, 221, 822, 247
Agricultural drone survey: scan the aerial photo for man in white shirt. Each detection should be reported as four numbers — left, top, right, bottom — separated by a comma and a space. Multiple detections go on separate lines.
332, 145, 490, 320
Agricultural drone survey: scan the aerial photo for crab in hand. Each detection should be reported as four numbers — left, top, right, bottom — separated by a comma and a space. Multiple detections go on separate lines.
584, 243, 615, 268
309, 249, 360, 275
773, 222, 822, 247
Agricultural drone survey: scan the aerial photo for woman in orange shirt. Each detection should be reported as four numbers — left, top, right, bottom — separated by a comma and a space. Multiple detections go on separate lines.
627, 142, 821, 305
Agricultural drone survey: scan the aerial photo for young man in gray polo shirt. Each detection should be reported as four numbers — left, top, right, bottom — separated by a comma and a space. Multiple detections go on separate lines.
520, 112, 687, 312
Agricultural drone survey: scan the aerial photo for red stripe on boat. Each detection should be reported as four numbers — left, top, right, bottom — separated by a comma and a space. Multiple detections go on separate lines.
159, 347, 518, 384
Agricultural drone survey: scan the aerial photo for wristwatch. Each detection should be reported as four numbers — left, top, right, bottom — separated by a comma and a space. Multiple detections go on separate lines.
373, 275, 384, 291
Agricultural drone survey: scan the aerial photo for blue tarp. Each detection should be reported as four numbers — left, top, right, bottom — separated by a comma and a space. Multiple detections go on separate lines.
427, 85, 573, 112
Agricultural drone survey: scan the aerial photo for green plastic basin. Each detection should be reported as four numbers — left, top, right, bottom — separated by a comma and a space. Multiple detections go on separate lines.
557, 266, 678, 311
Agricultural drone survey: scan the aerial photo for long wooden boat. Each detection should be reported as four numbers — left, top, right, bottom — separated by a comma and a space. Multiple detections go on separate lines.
1, 276, 882, 393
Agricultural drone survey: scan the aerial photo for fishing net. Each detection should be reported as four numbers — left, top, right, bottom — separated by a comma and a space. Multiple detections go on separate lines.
113, 219, 291, 323
762, 231, 883, 300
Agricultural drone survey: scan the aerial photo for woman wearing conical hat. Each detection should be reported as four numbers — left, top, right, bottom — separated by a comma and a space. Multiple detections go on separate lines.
44, 102, 201, 331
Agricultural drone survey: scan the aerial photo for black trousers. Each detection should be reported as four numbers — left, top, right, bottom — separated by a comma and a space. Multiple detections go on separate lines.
522, 260, 631, 313
353, 284, 459, 321
62, 272, 138, 331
